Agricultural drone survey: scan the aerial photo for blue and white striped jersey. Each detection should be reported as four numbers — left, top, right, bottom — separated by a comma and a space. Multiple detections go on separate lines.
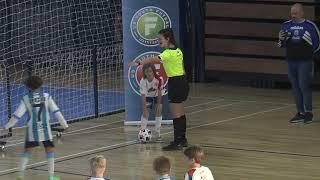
5, 91, 68, 142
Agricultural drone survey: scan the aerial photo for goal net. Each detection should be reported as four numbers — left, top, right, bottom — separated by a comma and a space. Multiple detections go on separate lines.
0, 0, 124, 128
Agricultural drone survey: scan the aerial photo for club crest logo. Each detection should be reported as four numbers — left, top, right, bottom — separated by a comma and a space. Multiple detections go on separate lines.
130, 6, 171, 46
128, 52, 168, 96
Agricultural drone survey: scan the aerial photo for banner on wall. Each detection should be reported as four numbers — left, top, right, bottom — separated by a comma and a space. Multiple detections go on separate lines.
122, 0, 180, 125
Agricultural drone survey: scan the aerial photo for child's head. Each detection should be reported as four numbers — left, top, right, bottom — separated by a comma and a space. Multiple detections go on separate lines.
153, 156, 171, 176
158, 28, 177, 48
24, 76, 43, 91
142, 63, 157, 81
89, 155, 106, 176
184, 146, 205, 167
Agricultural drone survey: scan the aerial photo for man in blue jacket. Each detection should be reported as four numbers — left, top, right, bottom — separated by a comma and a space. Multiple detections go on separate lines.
278, 3, 320, 124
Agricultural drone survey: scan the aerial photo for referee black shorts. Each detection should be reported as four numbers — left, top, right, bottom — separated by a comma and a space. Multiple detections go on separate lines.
168, 75, 189, 103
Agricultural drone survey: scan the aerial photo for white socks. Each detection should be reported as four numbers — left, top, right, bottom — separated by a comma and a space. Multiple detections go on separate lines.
17, 151, 55, 178
155, 116, 162, 136
140, 115, 148, 130
17, 152, 30, 177
140, 115, 162, 137
47, 152, 54, 177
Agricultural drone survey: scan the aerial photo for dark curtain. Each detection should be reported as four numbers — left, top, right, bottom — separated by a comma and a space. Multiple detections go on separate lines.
179, 0, 205, 82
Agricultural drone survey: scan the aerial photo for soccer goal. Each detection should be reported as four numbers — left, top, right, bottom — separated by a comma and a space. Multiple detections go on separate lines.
0, 0, 124, 130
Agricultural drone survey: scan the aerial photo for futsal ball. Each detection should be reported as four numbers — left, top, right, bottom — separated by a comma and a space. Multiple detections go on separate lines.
138, 129, 152, 143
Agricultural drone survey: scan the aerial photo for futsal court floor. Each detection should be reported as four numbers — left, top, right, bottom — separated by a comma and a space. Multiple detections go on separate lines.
0, 83, 319, 180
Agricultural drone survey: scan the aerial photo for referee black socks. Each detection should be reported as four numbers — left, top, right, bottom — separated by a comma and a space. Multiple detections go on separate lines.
173, 115, 187, 142
173, 117, 179, 142
180, 115, 187, 141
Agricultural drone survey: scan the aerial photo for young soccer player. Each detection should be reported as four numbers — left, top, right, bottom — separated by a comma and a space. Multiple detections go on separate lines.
130, 28, 189, 150
153, 156, 174, 180
88, 155, 108, 180
4, 76, 69, 180
139, 63, 163, 141
184, 146, 214, 180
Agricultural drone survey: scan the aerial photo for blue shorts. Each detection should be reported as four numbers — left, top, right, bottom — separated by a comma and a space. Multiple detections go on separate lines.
146, 97, 160, 109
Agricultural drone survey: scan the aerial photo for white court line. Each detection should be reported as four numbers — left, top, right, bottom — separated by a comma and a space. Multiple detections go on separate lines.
4, 127, 126, 148
0, 103, 291, 175
107, 98, 222, 118
44, 100, 232, 138
5, 120, 122, 144
55, 99, 225, 136
63, 103, 291, 142
62, 126, 124, 137
63, 121, 121, 135
189, 96, 294, 106
0, 140, 139, 175
183, 99, 223, 108
162, 105, 292, 137
4, 141, 24, 147
5, 99, 224, 145
187, 101, 243, 115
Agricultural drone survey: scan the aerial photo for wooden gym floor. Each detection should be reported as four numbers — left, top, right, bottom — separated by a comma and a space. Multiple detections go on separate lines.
0, 83, 319, 180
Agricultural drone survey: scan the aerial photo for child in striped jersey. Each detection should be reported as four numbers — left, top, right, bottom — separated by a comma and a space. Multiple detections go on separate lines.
4, 76, 68, 180
139, 64, 163, 141
184, 146, 214, 180
153, 156, 174, 180
88, 155, 108, 180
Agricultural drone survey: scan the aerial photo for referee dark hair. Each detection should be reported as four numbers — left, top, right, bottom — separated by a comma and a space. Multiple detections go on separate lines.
129, 28, 189, 150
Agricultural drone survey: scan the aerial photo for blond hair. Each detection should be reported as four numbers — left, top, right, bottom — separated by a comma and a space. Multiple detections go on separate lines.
153, 156, 171, 175
89, 155, 106, 171
184, 146, 205, 164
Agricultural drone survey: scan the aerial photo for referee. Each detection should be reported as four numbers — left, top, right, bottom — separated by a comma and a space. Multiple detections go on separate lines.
130, 28, 189, 150
278, 3, 320, 124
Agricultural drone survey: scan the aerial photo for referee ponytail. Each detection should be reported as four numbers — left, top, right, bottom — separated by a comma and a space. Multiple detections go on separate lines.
159, 28, 177, 47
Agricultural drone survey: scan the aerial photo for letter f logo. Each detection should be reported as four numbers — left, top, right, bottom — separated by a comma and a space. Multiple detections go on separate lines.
144, 16, 158, 36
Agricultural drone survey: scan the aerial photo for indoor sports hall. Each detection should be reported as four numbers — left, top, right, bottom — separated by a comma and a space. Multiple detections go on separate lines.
0, 0, 320, 180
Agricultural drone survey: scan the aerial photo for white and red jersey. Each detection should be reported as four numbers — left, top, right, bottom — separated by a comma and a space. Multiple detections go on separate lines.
184, 166, 214, 180
139, 76, 163, 97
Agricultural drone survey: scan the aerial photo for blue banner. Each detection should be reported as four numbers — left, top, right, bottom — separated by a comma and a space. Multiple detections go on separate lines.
122, 0, 180, 124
